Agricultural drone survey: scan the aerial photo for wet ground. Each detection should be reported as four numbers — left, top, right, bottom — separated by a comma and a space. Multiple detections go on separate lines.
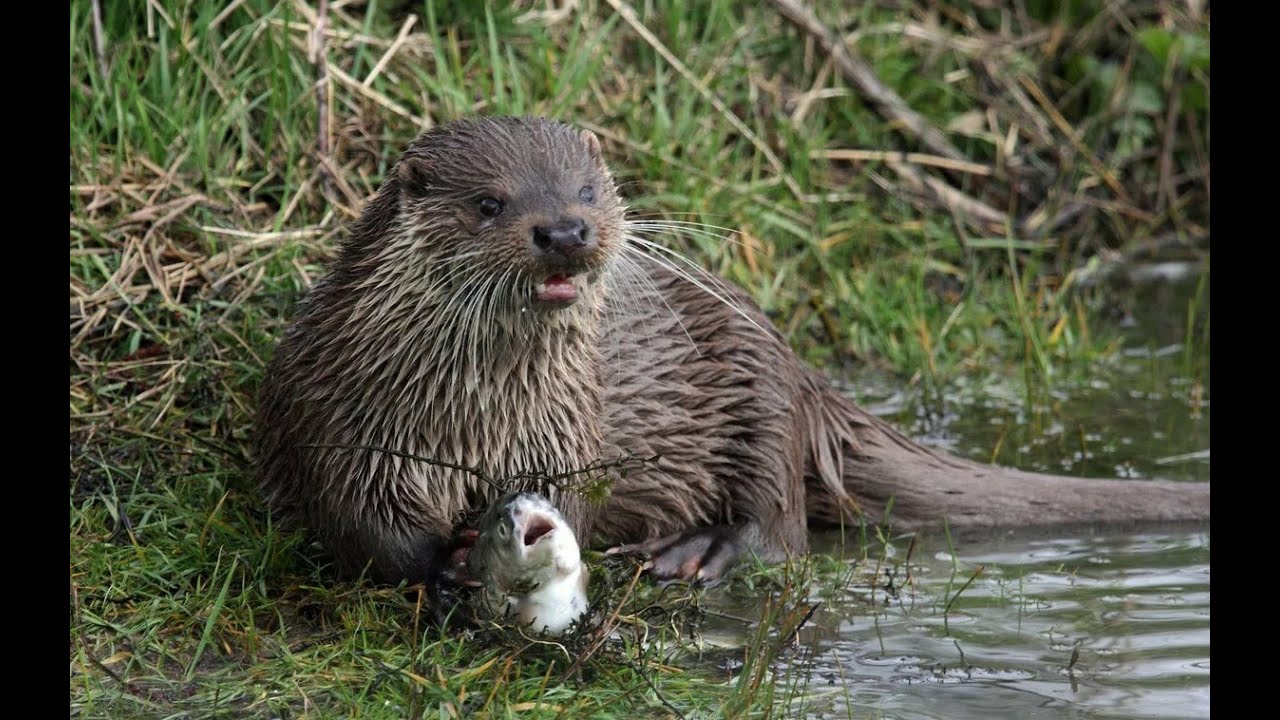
700, 264, 1209, 718
760, 524, 1210, 719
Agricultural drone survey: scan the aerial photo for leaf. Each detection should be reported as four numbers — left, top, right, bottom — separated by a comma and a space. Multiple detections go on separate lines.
1181, 82, 1208, 112
186, 552, 237, 680
1181, 33, 1211, 72
1128, 82, 1164, 115
1139, 27, 1210, 73
1094, 61, 1120, 94
1137, 27, 1175, 66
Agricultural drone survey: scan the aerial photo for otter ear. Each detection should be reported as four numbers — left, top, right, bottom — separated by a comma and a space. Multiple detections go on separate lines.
397, 156, 434, 198
579, 129, 609, 172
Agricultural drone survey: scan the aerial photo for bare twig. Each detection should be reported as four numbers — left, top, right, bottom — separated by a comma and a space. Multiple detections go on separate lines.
114, 194, 209, 229
313, 152, 365, 214
887, 159, 1010, 232
779, 602, 821, 648
209, 0, 249, 30
814, 149, 992, 176
844, 21, 1050, 58
1017, 75, 1130, 202
327, 61, 429, 127
769, 0, 967, 164
362, 14, 418, 88
300, 442, 505, 492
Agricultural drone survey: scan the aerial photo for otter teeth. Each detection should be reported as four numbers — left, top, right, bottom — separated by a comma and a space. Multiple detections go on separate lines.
534, 275, 579, 304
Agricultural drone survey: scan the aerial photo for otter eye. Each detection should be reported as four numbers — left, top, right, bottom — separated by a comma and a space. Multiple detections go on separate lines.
579, 185, 594, 204
478, 196, 504, 218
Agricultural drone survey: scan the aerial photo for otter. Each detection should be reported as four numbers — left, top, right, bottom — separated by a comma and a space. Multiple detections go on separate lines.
255, 115, 1209, 586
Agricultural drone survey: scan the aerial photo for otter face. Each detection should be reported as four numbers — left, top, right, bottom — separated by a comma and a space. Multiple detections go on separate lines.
395, 116, 625, 312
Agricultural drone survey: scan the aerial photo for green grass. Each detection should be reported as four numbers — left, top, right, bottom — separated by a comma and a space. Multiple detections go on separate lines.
70, 0, 1208, 716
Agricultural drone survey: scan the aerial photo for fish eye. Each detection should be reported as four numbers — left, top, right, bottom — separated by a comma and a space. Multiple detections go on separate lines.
478, 196, 504, 218
579, 185, 594, 204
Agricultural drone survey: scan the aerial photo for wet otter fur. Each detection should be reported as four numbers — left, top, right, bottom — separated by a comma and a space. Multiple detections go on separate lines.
255, 115, 1209, 585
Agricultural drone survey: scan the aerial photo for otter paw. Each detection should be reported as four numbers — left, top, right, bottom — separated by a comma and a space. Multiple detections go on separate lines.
443, 528, 483, 587
607, 526, 745, 585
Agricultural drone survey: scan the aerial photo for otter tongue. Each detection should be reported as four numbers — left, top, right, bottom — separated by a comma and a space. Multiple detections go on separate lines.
535, 275, 577, 303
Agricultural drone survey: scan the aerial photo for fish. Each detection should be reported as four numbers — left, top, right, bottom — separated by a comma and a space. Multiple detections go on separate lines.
467, 492, 590, 635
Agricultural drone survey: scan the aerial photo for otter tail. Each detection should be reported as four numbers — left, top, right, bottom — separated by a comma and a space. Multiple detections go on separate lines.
800, 374, 1210, 530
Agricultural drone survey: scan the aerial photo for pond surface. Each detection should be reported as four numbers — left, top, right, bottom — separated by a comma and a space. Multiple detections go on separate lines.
766, 524, 1210, 720
699, 267, 1209, 719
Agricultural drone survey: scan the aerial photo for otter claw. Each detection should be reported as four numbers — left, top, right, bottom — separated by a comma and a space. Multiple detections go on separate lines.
441, 528, 482, 585
609, 526, 745, 585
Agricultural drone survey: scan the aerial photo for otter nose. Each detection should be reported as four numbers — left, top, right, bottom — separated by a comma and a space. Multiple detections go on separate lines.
532, 218, 593, 257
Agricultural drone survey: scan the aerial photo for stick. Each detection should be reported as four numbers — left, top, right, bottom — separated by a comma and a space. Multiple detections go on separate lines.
769, 0, 967, 164
362, 14, 418, 88
1017, 75, 1130, 202
814, 149, 992, 176
887, 159, 1010, 232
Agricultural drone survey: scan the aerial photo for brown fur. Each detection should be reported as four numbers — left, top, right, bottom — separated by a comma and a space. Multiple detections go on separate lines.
255, 116, 1209, 584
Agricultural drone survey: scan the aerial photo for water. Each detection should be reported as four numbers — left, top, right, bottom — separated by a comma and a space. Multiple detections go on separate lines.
702, 264, 1209, 718
774, 526, 1210, 719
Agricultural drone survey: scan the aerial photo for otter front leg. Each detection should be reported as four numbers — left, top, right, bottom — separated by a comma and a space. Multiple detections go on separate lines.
607, 522, 762, 585
336, 523, 456, 585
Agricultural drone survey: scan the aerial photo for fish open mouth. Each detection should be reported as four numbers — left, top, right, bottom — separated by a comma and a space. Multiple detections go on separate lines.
523, 514, 556, 546
533, 274, 581, 307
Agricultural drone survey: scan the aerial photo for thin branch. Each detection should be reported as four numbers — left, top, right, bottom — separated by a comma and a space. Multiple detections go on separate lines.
887, 159, 1010, 233
1017, 75, 1130, 202
814, 149, 992, 176
362, 14, 418, 88
769, 0, 967, 164
299, 442, 503, 492
779, 602, 821, 648
209, 0, 249, 30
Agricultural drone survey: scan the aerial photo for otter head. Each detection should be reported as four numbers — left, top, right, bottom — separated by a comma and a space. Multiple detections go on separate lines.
393, 116, 624, 314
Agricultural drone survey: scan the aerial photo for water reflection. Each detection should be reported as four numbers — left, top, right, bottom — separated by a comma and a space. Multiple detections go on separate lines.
789, 528, 1210, 719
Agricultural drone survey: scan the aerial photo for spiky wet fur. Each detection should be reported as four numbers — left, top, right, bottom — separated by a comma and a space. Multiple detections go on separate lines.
255, 116, 1209, 585
256, 117, 616, 581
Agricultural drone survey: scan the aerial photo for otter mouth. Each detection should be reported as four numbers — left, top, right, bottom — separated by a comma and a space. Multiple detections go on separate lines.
522, 514, 557, 547
533, 274, 582, 307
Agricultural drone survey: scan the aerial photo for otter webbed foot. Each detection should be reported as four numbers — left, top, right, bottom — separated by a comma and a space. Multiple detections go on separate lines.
607, 525, 746, 585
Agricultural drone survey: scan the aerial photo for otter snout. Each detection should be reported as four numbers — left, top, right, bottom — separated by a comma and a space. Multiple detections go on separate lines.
533, 218, 595, 259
